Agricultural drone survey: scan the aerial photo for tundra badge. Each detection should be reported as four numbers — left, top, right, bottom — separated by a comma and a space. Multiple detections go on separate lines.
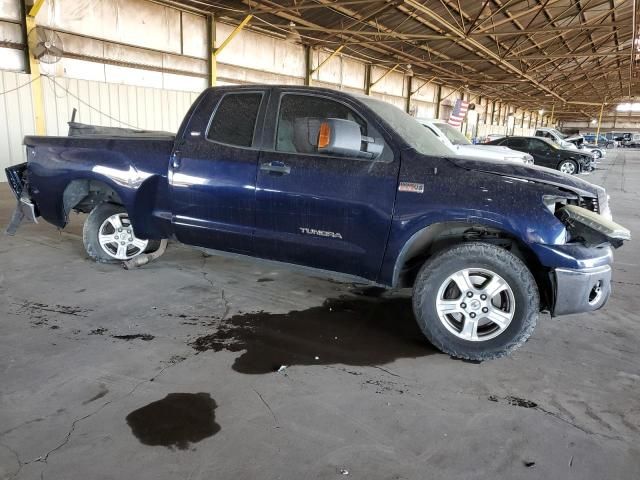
299, 227, 343, 239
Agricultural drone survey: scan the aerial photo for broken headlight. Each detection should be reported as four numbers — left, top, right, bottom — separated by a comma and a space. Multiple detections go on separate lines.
557, 205, 630, 248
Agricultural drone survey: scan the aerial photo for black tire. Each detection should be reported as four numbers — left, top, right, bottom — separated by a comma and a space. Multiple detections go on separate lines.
557, 159, 578, 174
412, 242, 539, 361
82, 203, 156, 264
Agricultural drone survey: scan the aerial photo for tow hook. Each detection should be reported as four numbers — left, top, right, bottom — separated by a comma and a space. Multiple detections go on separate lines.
122, 239, 168, 270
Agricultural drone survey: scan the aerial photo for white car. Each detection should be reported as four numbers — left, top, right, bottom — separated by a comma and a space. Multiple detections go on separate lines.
535, 127, 582, 150
418, 119, 534, 165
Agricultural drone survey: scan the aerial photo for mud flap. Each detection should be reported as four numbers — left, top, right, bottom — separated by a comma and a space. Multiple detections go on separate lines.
5, 197, 38, 236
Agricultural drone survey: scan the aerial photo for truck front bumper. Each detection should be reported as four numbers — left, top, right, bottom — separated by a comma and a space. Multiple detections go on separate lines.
551, 265, 611, 316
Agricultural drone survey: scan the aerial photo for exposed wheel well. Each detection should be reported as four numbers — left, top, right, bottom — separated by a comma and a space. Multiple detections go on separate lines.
62, 179, 123, 221
395, 223, 552, 311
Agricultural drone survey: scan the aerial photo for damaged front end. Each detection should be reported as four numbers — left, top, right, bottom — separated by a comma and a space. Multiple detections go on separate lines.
556, 204, 630, 249
541, 192, 630, 316
5, 163, 39, 236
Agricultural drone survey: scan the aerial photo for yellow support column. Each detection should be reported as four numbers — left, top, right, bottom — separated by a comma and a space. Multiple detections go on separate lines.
25, 0, 47, 135
211, 14, 252, 87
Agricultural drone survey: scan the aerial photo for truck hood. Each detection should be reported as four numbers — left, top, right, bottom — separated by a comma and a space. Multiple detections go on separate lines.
449, 156, 601, 197
453, 144, 527, 162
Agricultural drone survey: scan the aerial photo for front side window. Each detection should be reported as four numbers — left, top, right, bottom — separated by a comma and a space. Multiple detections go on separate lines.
207, 92, 263, 147
275, 94, 366, 155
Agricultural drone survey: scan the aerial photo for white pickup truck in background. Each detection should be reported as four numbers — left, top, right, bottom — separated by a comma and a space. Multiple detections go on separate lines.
418, 119, 534, 165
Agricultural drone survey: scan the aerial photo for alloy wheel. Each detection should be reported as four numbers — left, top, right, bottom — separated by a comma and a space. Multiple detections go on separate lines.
435, 268, 516, 342
98, 213, 148, 260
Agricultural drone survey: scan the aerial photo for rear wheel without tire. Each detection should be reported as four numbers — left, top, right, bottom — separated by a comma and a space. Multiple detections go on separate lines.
83, 203, 155, 264
412, 242, 539, 361
558, 159, 578, 174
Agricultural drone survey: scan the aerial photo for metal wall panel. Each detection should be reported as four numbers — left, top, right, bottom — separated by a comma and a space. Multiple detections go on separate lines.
0, 71, 35, 173
0, 72, 200, 180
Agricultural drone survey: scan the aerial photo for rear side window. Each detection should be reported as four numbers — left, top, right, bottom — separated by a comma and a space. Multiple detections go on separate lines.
207, 93, 263, 147
507, 138, 527, 149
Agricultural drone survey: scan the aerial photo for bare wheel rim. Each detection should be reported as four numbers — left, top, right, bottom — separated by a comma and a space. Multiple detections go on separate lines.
560, 161, 576, 174
98, 213, 148, 260
435, 267, 516, 342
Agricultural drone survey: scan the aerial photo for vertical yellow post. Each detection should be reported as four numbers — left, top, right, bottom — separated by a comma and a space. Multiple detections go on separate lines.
211, 14, 252, 87
26, 0, 46, 135
595, 101, 605, 139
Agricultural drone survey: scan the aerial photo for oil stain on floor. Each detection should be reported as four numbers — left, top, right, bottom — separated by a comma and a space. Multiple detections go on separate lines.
190, 293, 437, 374
126, 393, 220, 450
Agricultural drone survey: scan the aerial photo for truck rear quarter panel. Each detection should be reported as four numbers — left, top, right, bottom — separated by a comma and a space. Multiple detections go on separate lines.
24, 135, 174, 236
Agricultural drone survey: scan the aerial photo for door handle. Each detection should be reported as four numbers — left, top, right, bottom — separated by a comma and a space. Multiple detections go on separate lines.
260, 161, 291, 175
171, 151, 182, 169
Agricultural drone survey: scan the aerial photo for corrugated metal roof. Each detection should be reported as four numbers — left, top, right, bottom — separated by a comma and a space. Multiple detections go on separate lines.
154, 0, 635, 120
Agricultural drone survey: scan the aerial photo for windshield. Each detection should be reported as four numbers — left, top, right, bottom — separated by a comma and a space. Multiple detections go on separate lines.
549, 128, 567, 139
538, 137, 560, 149
432, 122, 470, 145
357, 96, 452, 156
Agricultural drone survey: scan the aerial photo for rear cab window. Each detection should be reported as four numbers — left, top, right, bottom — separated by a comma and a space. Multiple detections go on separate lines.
206, 92, 264, 148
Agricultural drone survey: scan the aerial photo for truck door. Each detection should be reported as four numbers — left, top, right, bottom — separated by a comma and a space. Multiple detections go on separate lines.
254, 91, 399, 281
169, 89, 267, 254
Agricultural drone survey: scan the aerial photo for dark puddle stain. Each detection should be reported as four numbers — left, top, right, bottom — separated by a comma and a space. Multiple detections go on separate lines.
89, 327, 108, 335
488, 395, 538, 409
524, 461, 536, 468
112, 334, 155, 341
190, 295, 437, 374
349, 286, 388, 298
256, 278, 274, 283
82, 384, 108, 405
126, 393, 219, 450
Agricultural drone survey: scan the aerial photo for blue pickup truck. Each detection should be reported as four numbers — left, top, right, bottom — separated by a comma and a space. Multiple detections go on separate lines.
5, 85, 630, 360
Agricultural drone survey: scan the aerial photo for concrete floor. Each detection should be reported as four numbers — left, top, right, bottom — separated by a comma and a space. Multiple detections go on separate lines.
1, 151, 639, 480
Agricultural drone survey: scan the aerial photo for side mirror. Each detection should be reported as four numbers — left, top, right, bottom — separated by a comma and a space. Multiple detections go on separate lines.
317, 118, 382, 159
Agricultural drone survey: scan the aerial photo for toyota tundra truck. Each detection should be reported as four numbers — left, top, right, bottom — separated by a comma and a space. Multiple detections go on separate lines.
4, 85, 630, 360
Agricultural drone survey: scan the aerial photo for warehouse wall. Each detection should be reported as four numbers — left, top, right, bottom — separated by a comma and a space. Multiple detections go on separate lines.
1, 0, 540, 180
0, 70, 199, 171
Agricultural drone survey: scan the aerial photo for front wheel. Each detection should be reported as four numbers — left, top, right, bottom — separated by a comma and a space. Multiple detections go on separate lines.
412, 242, 539, 361
592, 150, 602, 159
83, 203, 152, 263
558, 159, 578, 174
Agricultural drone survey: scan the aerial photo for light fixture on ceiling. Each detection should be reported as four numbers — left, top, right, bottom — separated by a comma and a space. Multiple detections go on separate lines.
590, 118, 597, 125
285, 21, 302, 44
405, 64, 413, 76
538, 109, 544, 115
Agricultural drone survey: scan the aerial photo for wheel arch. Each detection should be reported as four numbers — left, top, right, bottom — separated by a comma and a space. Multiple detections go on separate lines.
62, 178, 124, 222
392, 222, 553, 311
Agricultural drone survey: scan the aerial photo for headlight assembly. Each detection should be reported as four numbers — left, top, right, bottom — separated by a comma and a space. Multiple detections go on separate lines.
557, 205, 630, 248
543, 194, 573, 214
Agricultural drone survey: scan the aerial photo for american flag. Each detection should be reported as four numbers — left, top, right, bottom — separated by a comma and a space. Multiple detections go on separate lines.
448, 99, 469, 127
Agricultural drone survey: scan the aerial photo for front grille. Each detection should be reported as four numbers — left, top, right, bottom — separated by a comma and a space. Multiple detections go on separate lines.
580, 196, 599, 213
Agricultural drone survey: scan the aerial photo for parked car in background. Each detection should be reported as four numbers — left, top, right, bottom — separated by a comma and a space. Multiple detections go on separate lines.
486, 136, 594, 174
418, 119, 534, 164
608, 132, 631, 144
624, 133, 640, 147
535, 127, 583, 149
484, 133, 505, 143
582, 133, 615, 149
